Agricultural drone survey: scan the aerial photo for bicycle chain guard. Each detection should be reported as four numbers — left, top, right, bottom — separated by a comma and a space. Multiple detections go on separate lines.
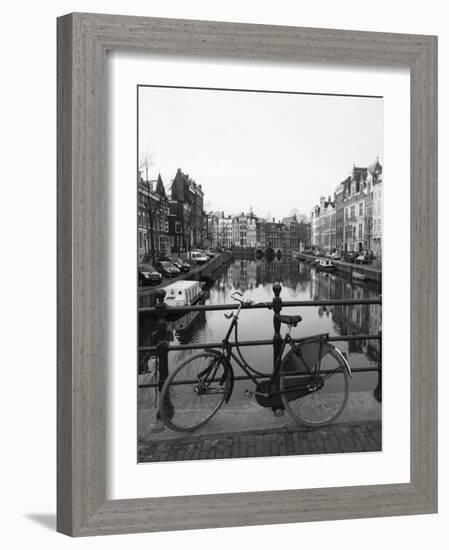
254, 380, 284, 409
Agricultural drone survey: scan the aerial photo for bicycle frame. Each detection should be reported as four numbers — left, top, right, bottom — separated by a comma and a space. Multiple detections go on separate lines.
215, 299, 333, 401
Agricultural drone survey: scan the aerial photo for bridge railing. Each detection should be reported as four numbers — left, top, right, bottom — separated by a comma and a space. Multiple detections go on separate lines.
138, 283, 382, 393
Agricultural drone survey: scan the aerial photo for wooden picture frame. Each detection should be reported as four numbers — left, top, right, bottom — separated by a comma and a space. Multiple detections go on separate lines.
57, 12, 437, 536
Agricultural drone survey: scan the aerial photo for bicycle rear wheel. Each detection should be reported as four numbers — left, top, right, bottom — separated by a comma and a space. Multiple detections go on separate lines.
159, 352, 231, 432
279, 340, 349, 427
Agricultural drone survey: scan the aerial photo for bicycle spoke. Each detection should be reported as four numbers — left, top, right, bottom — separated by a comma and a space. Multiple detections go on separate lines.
160, 352, 230, 432
280, 345, 349, 427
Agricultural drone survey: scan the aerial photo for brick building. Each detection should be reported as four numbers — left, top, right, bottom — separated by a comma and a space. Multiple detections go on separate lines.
137, 172, 168, 261
170, 168, 204, 250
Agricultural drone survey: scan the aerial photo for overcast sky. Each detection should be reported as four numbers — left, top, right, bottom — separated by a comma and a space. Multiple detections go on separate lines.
138, 86, 383, 220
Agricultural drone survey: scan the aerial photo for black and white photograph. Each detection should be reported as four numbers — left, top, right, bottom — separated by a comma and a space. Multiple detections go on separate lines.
137, 84, 383, 463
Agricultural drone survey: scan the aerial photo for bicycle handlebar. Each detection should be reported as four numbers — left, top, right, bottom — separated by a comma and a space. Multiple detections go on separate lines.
230, 294, 274, 309
231, 291, 253, 306
224, 298, 272, 320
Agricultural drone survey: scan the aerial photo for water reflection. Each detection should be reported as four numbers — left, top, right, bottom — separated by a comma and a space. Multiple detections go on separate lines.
139, 258, 381, 394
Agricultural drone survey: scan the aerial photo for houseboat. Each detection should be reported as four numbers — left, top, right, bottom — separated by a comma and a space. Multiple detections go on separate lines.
352, 271, 367, 281
317, 259, 336, 271
164, 280, 203, 307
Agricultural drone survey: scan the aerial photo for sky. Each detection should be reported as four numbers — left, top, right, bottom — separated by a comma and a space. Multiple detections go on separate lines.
138, 86, 383, 221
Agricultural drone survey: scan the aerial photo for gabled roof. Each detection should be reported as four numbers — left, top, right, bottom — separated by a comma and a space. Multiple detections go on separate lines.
368, 158, 383, 176
352, 166, 368, 182
155, 173, 167, 198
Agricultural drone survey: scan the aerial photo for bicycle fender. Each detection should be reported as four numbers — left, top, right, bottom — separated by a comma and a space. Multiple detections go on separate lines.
205, 348, 223, 357
224, 363, 234, 404
332, 346, 352, 378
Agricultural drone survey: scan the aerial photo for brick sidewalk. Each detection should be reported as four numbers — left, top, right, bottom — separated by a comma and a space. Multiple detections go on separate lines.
138, 421, 381, 462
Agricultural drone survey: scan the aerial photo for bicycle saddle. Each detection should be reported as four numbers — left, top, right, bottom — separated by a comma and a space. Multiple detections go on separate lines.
274, 313, 303, 327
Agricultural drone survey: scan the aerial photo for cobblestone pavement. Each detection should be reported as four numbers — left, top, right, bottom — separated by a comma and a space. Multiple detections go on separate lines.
138, 421, 381, 462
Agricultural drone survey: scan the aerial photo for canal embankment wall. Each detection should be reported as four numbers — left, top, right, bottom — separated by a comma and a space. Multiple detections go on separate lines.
296, 253, 382, 284
138, 251, 233, 309
232, 247, 293, 257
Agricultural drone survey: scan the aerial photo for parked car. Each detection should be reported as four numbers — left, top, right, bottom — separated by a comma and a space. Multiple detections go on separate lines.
168, 256, 190, 273
139, 253, 156, 264
154, 261, 181, 278
354, 251, 372, 265
204, 249, 215, 258
343, 251, 359, 263
190, 251, 209, 264
138, 263, 162, 286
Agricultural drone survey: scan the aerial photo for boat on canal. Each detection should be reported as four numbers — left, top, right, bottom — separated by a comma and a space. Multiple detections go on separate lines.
352, 271, 367, 281
316, 259, 336, 271
163, 280, 204, 307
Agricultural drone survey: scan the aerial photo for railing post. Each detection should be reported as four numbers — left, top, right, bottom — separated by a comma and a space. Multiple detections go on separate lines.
155, 289, 169, 393
374, 329, 382, 403
272, 282, 283, 370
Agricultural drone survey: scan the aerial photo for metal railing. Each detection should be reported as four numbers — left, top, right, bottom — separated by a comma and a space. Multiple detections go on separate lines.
138, 282, 382, 393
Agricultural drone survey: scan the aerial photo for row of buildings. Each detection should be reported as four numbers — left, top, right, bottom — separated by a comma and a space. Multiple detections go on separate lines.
310, 159, 383, 256
203, 211, 311, 251
138, 167, 312, 260
138, 168, 204, 260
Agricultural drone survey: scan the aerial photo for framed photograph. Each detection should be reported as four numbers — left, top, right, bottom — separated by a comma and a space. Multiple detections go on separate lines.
57, 13, 437, 536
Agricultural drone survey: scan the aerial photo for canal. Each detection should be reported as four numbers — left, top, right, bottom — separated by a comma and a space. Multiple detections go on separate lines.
139, 256, 382, 402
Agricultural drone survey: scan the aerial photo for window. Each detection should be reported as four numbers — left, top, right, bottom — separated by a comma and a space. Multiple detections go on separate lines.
350, 206, 355, 219
358, 223, 362, 238
359, 202, 363, 217
175, 221, 181, 234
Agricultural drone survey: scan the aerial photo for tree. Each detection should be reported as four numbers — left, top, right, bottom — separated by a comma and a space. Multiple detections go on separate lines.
289, 208, 309, 224
139, 152, 156, 263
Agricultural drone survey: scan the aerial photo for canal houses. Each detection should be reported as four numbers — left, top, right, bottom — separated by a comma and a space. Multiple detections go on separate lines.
343, 166, 369, 252
311, 204, 321, 249
217, 213, 233, 248
310, 159, 382, 257
203, 212, 219, 249
335, 180, 347, 251
299, 219, 312, 252
139, 157, 380, 261
139, 161, 315, 259
310, 197, 336, 253
256, 219, 266, 249
265, 219, 289, 250
171, 168, 204, 251
137, 172, 169, 261
167, 199, 187, 253
232, 212, 249, 248
246, 210, 259, 248
368, 158, 383, 258
282, 214, 300, 250
320, 196, 336, 253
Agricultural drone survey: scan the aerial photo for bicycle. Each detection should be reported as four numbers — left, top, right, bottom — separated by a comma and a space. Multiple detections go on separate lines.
159, 290, 352, 432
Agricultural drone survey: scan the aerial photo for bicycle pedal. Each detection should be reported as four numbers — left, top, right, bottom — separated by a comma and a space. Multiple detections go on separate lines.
151, 418, 166, 433
273, 408, 285, 417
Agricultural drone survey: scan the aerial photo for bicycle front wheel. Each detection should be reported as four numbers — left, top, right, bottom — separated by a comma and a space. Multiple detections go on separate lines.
279, 340, 349, 427
159, 352, 231, 432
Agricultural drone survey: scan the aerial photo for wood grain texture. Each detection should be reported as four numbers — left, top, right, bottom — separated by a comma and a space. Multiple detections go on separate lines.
57, 13, 438, 536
